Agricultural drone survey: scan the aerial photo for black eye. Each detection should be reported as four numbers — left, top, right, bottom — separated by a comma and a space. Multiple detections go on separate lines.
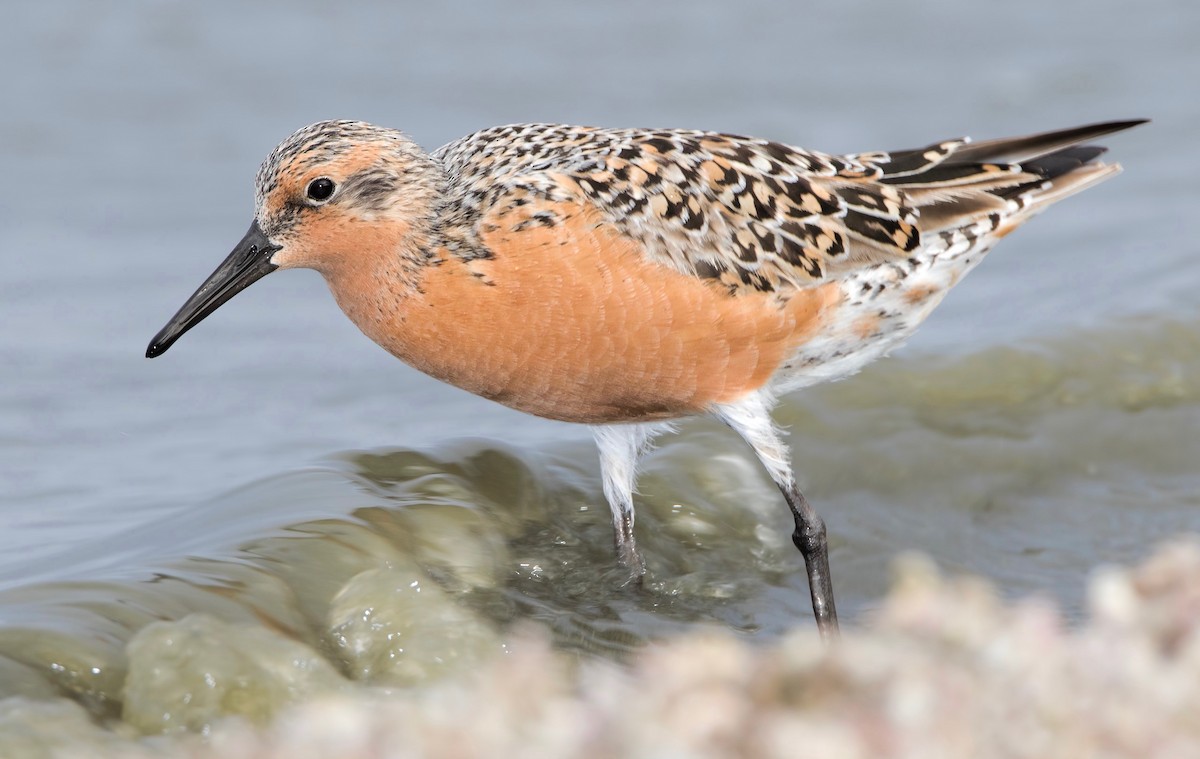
306, 177, 335, 202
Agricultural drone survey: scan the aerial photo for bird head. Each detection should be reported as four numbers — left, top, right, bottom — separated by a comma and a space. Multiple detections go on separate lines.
146, 120, 440, 358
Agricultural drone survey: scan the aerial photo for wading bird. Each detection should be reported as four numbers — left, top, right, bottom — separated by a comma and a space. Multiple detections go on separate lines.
148, 118, 1144, 639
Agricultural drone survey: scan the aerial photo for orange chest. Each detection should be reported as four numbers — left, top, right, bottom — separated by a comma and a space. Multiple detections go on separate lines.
329, 222, 839, 424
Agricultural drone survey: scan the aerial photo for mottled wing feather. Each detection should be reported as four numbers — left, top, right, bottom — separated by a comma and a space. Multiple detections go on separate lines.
435, 121, 1141, 294
878, 121, 1143, 235
436, 124, 922, 293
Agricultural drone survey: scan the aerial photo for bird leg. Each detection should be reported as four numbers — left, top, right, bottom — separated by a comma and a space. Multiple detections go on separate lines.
713, 392, 840, 640
780, 480, 838, 639
592, 423, 664, 584
615, 510, 647, 581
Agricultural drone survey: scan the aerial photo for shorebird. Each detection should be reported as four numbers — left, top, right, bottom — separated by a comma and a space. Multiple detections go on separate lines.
147, 118, 1144, 639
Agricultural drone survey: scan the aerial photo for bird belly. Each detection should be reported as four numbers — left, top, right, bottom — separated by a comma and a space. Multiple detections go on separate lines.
342, 214, 842, 424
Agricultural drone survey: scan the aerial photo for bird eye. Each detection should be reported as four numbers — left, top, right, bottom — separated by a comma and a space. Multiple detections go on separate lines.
306, 178, 335, 202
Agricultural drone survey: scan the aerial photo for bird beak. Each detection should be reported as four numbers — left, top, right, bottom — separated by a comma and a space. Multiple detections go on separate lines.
145, 220, 281, 358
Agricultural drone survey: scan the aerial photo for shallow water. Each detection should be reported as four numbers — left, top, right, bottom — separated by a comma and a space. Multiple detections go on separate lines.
1, 0, 1198, 746
2, 318, 1197, 727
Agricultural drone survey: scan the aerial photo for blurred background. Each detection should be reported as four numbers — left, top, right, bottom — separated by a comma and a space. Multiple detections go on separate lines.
0, 0, 1197, 734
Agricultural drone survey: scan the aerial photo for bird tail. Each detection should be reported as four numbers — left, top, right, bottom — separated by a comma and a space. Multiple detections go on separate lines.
874, 119, 1148, 235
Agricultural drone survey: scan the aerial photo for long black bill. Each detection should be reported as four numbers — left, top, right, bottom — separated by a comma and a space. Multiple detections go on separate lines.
145, 220, 281, 358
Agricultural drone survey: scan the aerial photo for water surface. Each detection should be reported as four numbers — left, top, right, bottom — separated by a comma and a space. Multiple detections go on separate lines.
0, 0, 1196, 742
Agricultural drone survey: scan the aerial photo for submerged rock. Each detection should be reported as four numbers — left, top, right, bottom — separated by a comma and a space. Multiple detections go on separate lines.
122, 614, 347, 735
327, 563, 503, 686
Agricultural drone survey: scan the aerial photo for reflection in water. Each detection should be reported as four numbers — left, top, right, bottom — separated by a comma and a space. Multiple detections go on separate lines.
0, 317, 1196, 733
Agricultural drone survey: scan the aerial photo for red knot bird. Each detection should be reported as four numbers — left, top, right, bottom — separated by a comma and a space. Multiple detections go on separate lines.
147, 118, 1145, 638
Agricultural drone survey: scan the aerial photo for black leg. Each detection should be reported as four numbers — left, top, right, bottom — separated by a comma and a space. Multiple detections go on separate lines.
710, 395, 841, 641
781, 482, 839, 640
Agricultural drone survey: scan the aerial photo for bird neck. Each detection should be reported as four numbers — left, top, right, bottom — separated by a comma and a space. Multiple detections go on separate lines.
316, 161, 493, 365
